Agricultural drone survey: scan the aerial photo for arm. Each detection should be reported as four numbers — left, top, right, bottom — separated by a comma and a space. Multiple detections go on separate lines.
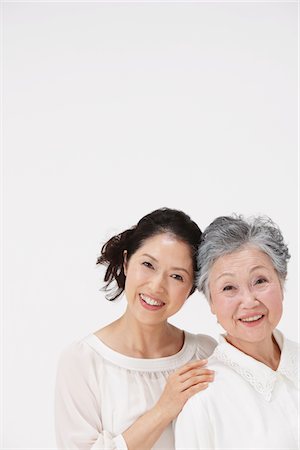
175, 396, 214, 450
55, 345, 214, 450
122, 360, 214, 450
55, 344, 127, 450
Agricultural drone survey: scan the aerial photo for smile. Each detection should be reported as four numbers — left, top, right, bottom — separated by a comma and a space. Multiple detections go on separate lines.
240, 314, 264, 323
238, 314, 265, 327
139, 293, 165, 309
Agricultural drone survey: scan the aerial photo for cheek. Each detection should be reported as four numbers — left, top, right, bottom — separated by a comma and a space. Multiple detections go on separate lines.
270, 296, 283, 319
171, 284, 191, 304
263, 285, 283, 311
212, 297, 235, 321
134, 266, 146, 279
125, 266, 144, 288
210, 291, 224, 315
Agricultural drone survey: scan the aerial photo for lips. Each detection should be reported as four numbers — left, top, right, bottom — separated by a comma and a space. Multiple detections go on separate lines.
238, 314, 265, 326
139, 293, 165, 310
239, 314, 264, 322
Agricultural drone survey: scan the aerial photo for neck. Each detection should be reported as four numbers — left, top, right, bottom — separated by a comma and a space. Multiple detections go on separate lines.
225, 334, 281, 371
116, 310, 183, 358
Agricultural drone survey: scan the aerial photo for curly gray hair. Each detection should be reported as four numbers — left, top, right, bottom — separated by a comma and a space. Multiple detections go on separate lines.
197, 215, 290, 303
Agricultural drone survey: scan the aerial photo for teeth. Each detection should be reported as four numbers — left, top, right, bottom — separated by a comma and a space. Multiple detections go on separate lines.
241, 314, 263, 322
140, 294, 164, 306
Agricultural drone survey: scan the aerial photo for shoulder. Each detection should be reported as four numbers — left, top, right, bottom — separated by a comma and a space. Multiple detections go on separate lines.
56, 336, 105, 381
55, 337, 106, 407
192, 333, 218, 359
178, 383, 212, 426
184, 356, 234, 408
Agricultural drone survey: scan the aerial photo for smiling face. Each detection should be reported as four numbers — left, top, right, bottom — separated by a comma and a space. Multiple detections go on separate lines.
123, 233, 194, 326
208, 246, 283, 351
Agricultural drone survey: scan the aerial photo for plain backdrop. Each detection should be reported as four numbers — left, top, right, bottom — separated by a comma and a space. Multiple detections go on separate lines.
2, 1, 298, 448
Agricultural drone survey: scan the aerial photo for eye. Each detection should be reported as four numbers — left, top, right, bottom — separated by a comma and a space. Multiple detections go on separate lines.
255, 277, 267, 285
171, 274, 184, 282
223, 285, 234, 291
142, 261, 154, 269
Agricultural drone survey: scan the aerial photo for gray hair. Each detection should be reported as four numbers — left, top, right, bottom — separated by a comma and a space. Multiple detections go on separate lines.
197, 215, 290, 303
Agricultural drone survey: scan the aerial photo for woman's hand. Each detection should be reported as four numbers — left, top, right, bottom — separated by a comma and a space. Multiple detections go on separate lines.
123, 360, 214, 450
155, 360, 214, 422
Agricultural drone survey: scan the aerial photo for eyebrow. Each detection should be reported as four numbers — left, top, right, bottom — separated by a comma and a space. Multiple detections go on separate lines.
216, 272, 234, 280
141, 253, 191, 275
215, 265, 269, 280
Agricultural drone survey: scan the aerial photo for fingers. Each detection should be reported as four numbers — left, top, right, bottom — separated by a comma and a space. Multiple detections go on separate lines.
184, 382, 210, 400
164, 360, 214, 397
159, 361, 214, 418
180, 369, 214, 383
177, 359, 208, 375
181, 373, 214, 391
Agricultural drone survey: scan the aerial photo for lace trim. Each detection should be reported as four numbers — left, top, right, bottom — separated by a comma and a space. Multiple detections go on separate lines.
214, 346, 276, 401
214, 334, 299, 401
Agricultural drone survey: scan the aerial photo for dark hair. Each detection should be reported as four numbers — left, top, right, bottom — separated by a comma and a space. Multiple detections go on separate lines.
97, 207, 202, 300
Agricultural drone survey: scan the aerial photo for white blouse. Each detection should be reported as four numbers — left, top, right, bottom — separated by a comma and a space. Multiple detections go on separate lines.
55, 331, 217, 450
175, 330, 299, 450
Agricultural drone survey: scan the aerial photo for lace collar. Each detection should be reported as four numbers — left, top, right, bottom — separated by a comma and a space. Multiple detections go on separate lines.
213, 329, 299, 401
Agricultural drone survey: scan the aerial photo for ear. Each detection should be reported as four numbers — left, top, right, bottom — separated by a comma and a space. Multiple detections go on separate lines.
123, 250, 128, 276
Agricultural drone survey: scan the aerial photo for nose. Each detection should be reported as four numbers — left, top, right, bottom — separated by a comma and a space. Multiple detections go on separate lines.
149, 272, 166, 294
239, 288, 259, 308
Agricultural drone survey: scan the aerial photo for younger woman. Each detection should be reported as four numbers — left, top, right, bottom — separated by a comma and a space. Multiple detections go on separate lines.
55, 208, 216, 450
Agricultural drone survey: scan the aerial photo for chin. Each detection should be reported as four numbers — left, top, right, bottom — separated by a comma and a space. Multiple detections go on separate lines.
237, 332, 272, 344
136, 314, 165, 326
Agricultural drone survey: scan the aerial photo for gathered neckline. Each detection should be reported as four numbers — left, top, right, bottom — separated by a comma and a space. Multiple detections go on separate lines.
83, 331, 198, 372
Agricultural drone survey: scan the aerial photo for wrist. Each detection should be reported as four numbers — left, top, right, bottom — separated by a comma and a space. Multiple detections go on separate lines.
151, 404, 174, 427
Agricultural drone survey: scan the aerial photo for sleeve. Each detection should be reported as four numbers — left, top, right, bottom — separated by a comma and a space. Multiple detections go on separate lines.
174, 396, 214, 450
55, 342, 128, 450
195, 334, 218, 359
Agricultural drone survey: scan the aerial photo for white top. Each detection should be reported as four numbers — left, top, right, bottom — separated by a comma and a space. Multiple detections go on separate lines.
175, 330, 299, 450
55, 331, 217, 450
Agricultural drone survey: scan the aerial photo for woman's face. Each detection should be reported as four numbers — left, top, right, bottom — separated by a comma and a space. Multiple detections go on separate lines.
123, 233, 194, 326
208, 246, 283, 350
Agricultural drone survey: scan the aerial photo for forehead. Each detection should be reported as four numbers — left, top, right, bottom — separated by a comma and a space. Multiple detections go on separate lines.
210, 246, 275, 276
135, 233, 192, 261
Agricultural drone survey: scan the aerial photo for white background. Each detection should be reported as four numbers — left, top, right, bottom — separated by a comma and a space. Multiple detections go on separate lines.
2, 1, 298, 448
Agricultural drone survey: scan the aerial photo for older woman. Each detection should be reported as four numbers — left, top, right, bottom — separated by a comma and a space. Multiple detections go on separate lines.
175, 215, 299, 450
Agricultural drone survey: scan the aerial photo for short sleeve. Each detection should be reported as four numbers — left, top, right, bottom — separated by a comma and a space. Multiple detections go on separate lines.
174, 395, 214, 450
55, 342, 128, 450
